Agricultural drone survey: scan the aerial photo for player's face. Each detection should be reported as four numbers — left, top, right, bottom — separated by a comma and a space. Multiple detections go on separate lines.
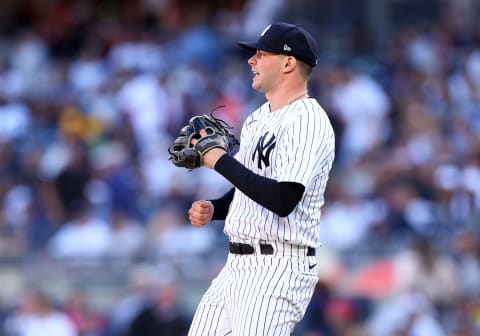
248, 50, 283, 93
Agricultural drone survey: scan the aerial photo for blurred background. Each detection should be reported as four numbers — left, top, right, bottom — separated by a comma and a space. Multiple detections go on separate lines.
0, 0, 479, 335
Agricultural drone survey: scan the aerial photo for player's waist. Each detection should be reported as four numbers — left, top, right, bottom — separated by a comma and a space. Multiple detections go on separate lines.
228, 239, 315, 257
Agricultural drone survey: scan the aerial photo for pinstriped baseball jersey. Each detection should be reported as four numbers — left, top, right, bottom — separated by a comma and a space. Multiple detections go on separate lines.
224, 97, 335, 247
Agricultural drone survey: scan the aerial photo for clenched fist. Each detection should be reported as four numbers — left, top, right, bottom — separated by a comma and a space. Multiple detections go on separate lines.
188, 200, 214, 227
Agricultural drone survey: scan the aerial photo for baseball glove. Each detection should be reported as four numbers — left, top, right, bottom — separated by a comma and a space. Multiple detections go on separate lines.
168, 112, 239, 170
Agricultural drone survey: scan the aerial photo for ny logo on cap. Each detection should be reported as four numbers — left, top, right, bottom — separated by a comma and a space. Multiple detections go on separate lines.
261, 24, 271, 36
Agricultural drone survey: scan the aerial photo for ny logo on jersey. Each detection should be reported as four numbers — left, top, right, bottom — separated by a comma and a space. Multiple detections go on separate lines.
252, 132, 276, 169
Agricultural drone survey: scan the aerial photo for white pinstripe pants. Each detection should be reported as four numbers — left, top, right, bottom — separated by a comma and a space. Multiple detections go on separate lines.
188, 253, 318, 336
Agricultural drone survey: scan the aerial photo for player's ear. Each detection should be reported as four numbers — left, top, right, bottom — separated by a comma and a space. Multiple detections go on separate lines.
283, 56, 296, 73
284, 56, 292, 67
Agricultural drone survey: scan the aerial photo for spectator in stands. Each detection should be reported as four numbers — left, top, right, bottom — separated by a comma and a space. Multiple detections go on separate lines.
392, 236, 460, 313
127, 281, 188, 336
3, 289, 77, 336
47, 200, 112, 259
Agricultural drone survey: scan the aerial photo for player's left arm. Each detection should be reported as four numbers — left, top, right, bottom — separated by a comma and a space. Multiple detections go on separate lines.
212, 155, 305, 217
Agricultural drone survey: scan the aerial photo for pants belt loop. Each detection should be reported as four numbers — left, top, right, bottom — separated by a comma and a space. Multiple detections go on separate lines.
253, 240, 262, 255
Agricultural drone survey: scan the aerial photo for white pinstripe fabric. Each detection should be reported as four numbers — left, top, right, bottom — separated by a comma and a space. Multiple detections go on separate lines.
188, 254, 318, 336
224, 98, 335, 248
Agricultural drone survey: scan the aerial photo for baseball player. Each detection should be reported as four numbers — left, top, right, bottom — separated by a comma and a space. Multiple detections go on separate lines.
187, 22, 335, 335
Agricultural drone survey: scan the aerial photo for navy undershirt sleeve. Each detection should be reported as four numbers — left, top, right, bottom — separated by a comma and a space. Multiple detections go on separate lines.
210, 188, 235, 220
213, 154, 305, 217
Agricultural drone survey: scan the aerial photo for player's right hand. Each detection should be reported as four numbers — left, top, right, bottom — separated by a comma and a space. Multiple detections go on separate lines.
188, 200, 214, 227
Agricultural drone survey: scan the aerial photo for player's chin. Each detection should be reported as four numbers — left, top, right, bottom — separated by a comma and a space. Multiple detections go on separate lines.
251, 81, 263, 91
251, 76, 260, 89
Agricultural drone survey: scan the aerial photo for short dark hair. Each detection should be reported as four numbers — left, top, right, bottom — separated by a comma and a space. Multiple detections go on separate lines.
297, 59, 314, 80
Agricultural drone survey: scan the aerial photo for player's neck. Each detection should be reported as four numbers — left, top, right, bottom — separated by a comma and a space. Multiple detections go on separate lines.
267, 87, 309, 112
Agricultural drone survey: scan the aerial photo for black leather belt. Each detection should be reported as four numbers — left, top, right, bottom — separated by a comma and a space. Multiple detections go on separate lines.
229, 242, 315, 256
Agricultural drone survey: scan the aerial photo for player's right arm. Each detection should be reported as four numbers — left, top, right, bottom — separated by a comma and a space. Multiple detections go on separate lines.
188, 188, 235, 227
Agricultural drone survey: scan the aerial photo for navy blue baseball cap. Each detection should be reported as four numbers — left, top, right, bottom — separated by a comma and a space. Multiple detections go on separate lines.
238, 22, 318, 67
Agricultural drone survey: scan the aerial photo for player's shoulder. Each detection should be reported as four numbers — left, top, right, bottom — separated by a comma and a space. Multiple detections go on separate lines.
293, 99, 335, 138
293, 98, 329, 122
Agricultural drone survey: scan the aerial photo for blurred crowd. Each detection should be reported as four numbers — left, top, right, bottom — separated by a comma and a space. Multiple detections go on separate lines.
0, 0, 480, 335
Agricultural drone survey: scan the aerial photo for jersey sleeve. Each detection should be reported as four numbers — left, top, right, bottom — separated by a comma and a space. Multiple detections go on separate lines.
275, 104, 334, 187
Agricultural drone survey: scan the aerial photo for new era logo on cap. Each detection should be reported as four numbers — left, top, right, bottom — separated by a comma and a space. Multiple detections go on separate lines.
238, 22, 318, 67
